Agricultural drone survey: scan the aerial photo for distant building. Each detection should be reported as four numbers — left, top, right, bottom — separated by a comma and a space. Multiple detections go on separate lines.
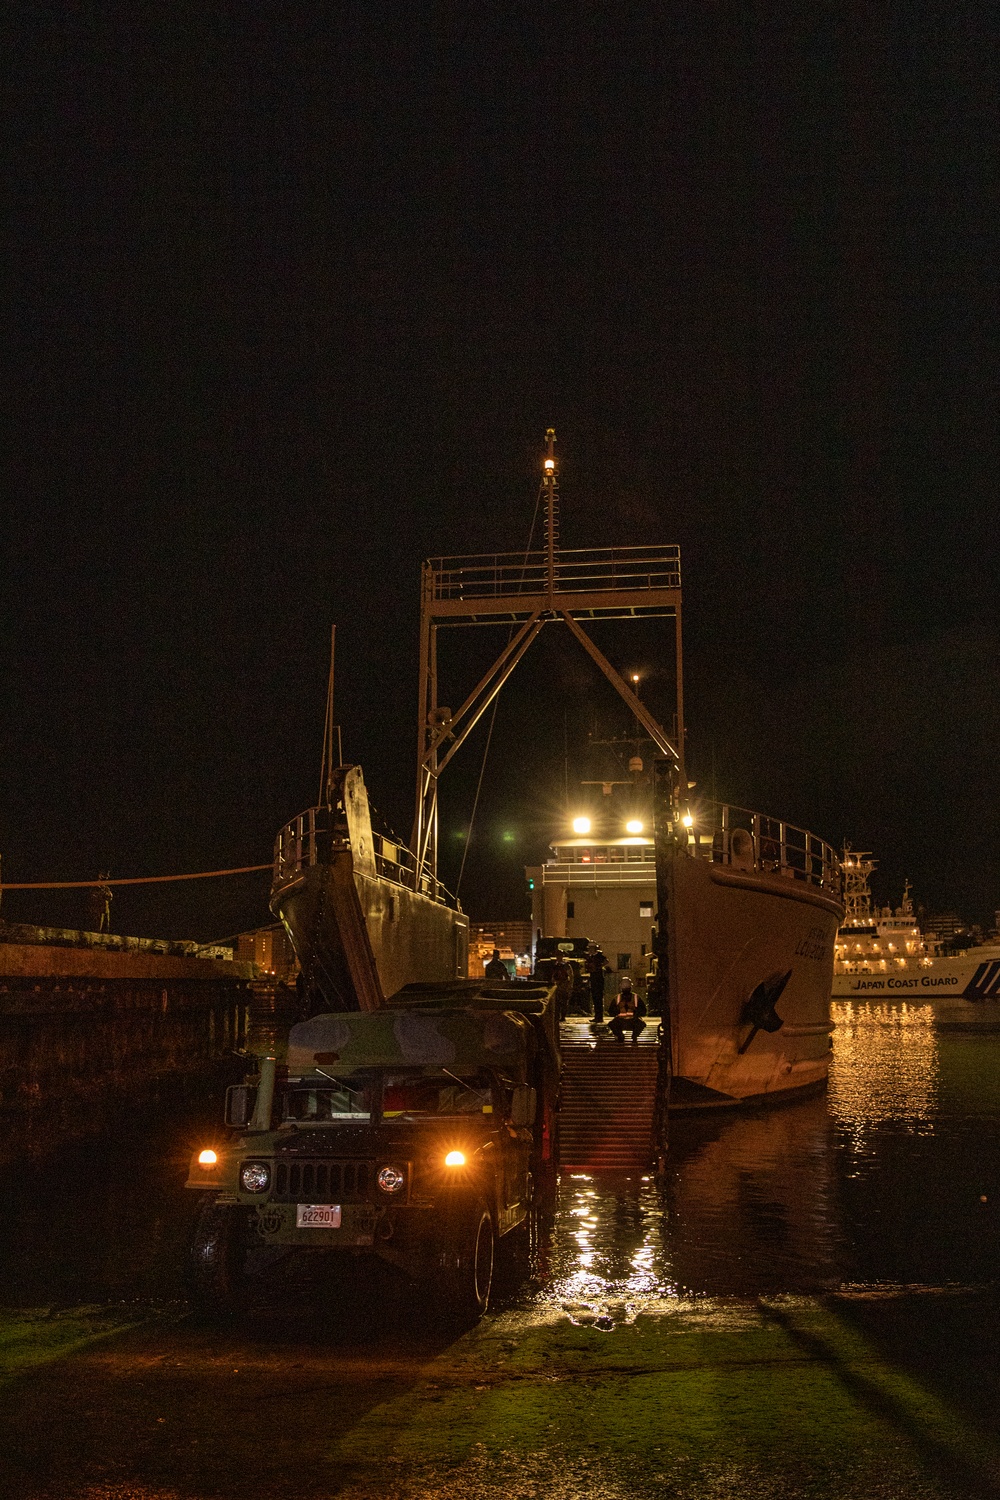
923, 911, 968, 944
468, 920, 533, 977
235, 925, 299, 982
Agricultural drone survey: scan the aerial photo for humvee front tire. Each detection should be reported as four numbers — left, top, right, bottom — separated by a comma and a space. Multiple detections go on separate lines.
438, 1203, 494, 1319
187, 1199, 248, 1313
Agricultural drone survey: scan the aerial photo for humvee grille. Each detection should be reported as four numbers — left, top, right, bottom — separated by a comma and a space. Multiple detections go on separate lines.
272, 1159, 371, 1202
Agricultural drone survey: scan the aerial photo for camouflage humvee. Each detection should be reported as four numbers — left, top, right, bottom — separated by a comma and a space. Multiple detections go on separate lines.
186, 980, 559, 1317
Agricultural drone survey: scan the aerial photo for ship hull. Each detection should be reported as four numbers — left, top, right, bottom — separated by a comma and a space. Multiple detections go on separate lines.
833, 950, 1000, 1002
275, 864, 469, 1006
668, 856, 841, 1105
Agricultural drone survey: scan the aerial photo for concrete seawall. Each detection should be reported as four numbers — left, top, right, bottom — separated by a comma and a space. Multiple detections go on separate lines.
0, 940, 257, 1167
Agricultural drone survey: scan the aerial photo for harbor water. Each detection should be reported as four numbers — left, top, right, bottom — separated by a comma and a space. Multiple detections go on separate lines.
547, 1000, 1000, 1318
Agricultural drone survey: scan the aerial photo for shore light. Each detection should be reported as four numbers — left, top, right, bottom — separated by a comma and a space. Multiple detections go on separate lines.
572, 816, 591, 834
626, 820, 644, 834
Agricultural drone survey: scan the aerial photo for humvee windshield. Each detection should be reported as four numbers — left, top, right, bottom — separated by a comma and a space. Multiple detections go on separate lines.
279, 1068, 495, 1123
381, 1069, 493, 1120
282, 1069, 377, 1122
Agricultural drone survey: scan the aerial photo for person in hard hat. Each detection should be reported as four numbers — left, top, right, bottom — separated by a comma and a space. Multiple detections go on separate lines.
607, 976, 646, 1043
484, 948, 511, 981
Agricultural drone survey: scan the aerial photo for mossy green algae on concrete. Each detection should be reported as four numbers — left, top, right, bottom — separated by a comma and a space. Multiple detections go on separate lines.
0, 1306, 149, 1387
330, 1296, 1000, 1494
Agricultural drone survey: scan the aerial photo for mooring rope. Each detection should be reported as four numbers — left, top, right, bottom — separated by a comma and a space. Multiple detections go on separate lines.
0, 864, 271, 890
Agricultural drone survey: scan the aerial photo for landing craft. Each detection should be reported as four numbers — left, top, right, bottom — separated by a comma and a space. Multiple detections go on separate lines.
271, 430, 843, 1119
190, 432, 845, 1311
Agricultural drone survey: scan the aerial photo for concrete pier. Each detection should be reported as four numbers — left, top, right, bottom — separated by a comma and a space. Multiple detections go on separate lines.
0, 930, 255, 1167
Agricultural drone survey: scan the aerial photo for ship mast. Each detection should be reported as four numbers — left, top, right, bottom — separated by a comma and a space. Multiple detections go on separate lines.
841, 847, 876, 926
544, 427, 558, 604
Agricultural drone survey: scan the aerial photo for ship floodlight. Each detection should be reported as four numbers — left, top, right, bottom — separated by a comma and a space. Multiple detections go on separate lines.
681, 814, 694, 829
572, 817, 591, 835
444, 1150, 466, 1168
626, 819, 644, 834
197, 1149, 218, 1167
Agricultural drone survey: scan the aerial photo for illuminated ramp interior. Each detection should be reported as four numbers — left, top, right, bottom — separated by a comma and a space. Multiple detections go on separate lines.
559, 1035, 659, 1170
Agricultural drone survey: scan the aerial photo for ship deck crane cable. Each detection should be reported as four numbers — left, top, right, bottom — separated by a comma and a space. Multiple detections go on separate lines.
455, 476, 546, 898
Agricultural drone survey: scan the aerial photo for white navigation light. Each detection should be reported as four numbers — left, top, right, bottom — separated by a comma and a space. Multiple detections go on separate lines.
626, 820, 644, 835
444, 1151, 466, 1168
543, 458, 556, 472
197, 1149, 218, 1167
572, 817, 591, 834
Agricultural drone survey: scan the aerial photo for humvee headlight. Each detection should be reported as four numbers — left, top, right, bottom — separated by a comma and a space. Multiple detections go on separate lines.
197, 1149, 218, 1167
444, 1150, 466, 1168
377, 1165, 405, 1194
239, 1161, 271, 1194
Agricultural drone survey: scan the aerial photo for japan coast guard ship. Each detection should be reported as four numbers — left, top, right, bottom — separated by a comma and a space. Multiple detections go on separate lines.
833, 851, 1000, 1002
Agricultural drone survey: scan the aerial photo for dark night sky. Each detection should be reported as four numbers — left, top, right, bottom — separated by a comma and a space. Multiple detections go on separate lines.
5, 2, 1000, 939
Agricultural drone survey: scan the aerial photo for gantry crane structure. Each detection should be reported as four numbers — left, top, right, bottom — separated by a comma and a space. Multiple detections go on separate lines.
410, 430, 686, 884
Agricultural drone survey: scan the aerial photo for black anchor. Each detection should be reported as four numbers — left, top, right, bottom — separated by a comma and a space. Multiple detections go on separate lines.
737, 969, 792, 1054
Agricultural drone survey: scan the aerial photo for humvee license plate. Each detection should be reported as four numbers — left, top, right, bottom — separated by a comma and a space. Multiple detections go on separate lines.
296, 1204, 342, 1228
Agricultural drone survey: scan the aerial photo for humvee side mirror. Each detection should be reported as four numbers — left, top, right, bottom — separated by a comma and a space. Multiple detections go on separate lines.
226, 1084, 258, 1127
510, 1084, 536, 1128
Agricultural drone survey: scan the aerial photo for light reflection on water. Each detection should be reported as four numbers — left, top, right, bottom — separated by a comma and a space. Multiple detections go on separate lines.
543, 1174, 675, 1324
537, 1003, 1000, 1317
829, 1000, 938, 1140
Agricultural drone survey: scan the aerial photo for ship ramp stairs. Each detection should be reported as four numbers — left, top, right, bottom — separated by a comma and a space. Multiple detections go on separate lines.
558, 1021, 661, 1171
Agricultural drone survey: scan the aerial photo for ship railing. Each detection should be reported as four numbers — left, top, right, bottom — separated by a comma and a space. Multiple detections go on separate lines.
540, 804, 841, 896
272, 808, 460, 909
694, 804, 841, 895
427, 544, 681, 600
539, 860, 655, 887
